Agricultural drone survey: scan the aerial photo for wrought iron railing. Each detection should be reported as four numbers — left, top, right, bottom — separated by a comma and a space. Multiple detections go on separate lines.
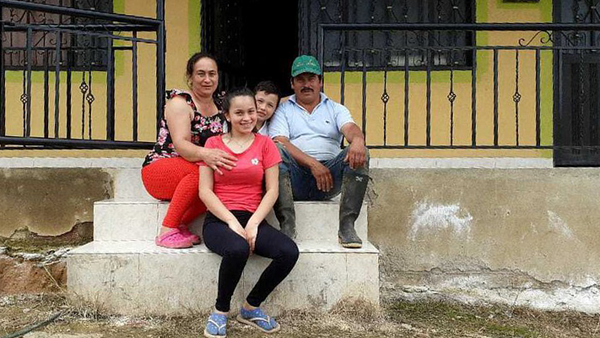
0, 0, 165, 149
318, 23, 600, 163
3, 6, 600, 165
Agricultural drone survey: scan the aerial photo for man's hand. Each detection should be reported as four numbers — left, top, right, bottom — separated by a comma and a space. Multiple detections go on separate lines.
273, 136, 334, 192
344, 139, 367, 169
309, 160, 333, 192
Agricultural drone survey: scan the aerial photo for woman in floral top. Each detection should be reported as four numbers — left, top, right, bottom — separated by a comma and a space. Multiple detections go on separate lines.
142, 53, 237, 249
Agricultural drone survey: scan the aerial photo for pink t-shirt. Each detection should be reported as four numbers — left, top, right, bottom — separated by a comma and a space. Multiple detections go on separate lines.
200, 134, 282, 212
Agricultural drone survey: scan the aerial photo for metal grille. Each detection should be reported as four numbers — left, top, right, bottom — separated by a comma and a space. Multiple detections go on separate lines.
0, 0, 165, 149
554, 0, 600, 165
1, 0, 112, 70
301, 0, 475, 70
319, 23, 600, 157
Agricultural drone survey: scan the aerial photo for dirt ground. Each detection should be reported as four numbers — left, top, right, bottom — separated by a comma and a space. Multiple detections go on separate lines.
2, 293, 600, 338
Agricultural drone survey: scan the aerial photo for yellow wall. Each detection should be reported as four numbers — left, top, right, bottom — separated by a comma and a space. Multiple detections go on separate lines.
1, 0, 553, 158
323, 0, 553, 158
0, 0, 201, 157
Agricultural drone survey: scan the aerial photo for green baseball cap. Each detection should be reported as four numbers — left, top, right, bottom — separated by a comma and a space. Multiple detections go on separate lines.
291, 55, 322, 77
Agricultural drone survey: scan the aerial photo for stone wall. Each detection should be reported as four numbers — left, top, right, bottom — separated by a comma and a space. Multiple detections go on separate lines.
0, 168, 111, 238
369, 168, 600, 313
3, 159, 600, 312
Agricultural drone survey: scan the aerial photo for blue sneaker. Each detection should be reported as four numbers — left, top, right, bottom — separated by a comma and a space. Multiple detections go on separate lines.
203, 312, 227, 338
236, 306, 280, 333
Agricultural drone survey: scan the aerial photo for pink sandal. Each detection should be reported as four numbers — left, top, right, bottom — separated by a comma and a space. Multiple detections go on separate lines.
155, 228, 193, 249
178, 225, 201, 245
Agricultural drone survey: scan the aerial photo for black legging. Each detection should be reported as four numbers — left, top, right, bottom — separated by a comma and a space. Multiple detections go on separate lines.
203, 210, 299, 312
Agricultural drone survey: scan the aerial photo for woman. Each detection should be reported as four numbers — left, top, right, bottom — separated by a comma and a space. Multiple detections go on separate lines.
199, 88, 299, 337
142, 53, 237, 249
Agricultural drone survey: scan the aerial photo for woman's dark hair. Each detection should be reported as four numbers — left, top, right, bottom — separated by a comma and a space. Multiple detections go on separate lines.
185, 52, 218, 80
254, 80, 281, 108
185, 52, 222, 107
222, 87, 257, 132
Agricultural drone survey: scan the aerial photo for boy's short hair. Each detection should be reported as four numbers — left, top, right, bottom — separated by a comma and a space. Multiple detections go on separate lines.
254, 81, 281, 107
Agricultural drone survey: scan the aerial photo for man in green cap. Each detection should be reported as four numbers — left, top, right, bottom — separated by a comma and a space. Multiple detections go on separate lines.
268, 55, 369, 248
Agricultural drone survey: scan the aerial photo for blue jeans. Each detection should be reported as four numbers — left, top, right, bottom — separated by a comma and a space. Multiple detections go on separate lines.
278, 145, 369, 201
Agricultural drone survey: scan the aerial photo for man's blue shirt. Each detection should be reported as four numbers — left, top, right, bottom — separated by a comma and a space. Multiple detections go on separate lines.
268, 93, 355, 161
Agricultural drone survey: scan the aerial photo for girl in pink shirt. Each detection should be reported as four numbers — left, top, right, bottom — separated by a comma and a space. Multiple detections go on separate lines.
199, 88, 298, 337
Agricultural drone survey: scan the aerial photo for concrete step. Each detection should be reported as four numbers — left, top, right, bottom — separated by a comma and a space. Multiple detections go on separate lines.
67, 240, 379, 315
111, 168, 153, 201
93, 199, 367, 243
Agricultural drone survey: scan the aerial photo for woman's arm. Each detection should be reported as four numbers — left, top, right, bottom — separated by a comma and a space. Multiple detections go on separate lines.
245, 165, 279, 251
165, 97, 206, 162
198, 166, 246, 238
166, 97, 237, 173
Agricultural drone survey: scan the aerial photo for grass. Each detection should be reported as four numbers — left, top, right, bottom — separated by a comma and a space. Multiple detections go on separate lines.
0, 222, 93, 255
0, 239, 73, 255
388, 298, 600, 337
2, 294, 600, 337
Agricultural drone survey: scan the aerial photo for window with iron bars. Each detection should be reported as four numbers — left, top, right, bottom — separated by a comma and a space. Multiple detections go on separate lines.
1, 0, 113, 71
300, 0, 475, 71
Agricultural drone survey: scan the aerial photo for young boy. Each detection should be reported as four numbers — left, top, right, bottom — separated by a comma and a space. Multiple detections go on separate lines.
254, 81, 281, 136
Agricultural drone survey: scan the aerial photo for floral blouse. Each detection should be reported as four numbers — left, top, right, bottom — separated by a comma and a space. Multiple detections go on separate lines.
142, 89, 226, 167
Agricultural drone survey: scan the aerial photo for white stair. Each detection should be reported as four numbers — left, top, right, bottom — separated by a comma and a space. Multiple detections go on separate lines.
67, 240, 378, 315
67, 173, 379, 315
92, 199, 367, 242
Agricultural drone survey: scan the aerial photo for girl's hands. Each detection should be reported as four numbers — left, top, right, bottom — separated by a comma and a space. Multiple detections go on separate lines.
228, 217, 261, 253
227, 219, 247, 239
203, 148, 237, 175
245, 222, 259, 253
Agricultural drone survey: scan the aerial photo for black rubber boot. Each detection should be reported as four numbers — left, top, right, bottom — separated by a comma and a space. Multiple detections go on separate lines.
338, 171, 369, 248
274, 171, 297, 239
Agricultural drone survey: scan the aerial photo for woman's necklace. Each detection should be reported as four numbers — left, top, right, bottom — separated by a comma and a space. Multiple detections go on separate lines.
226, 134, 254, 149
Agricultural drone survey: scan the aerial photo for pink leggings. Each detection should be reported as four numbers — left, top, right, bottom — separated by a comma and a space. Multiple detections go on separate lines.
141, 157, 207, 228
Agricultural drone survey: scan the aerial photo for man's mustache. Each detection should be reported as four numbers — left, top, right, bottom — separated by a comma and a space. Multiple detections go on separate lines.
301, 87, 313, 92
